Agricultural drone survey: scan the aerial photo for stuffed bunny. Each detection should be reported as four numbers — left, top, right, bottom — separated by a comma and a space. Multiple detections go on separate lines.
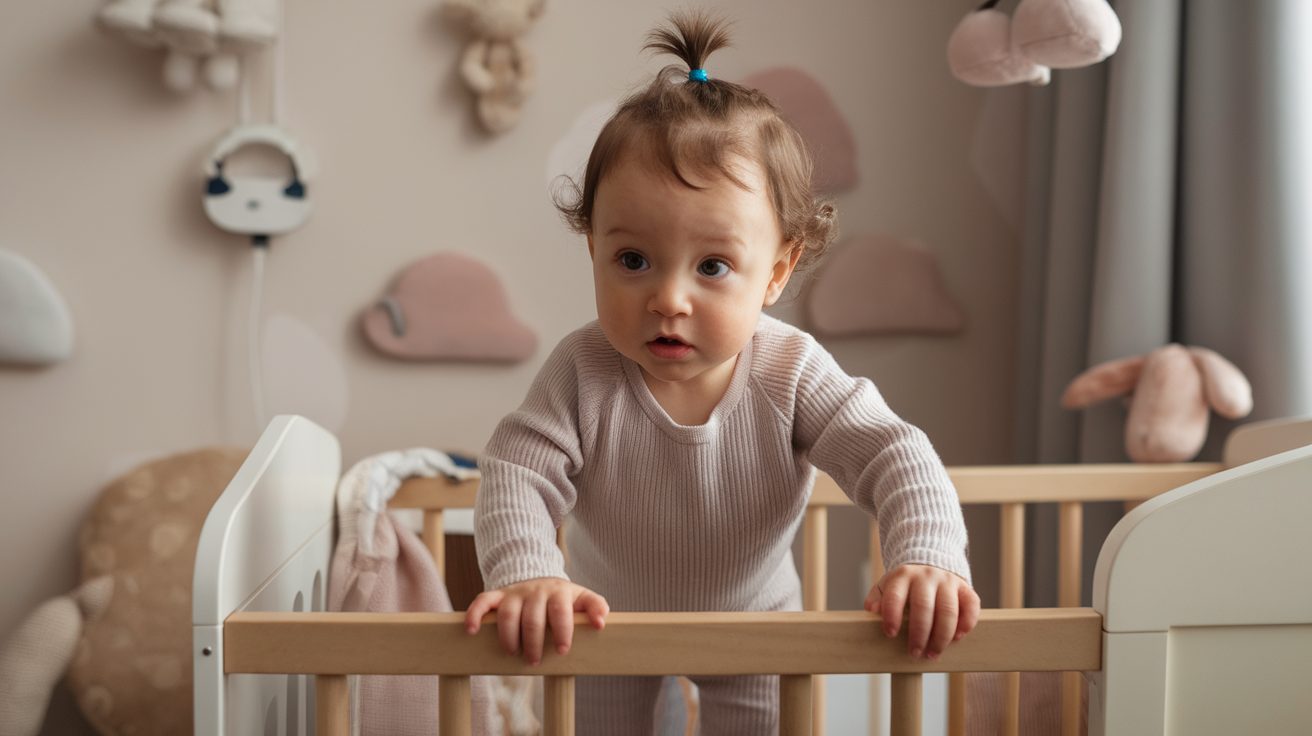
1061, 344, 1254, 463
442, 0, 546, 134
947, 0, 1121, 87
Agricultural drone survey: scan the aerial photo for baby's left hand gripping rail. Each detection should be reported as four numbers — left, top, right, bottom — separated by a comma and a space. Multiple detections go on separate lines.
222, 607, 1102, 736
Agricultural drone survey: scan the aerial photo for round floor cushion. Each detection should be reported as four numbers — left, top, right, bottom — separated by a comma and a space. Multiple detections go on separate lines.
67, 447, 247, 734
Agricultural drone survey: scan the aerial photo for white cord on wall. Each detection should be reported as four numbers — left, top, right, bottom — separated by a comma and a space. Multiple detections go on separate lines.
228, 0, 287, 434
249, 245, 267, 430
273, 0, 285, 126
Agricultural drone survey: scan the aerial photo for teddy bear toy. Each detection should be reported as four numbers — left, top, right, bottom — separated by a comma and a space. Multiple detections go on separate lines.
442, 0, 546, 134
1061, 344, 1254, 463
95, 0, 278, 92
947, 0, 1122, 87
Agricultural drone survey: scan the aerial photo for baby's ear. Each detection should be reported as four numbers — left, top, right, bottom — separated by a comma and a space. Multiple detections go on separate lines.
1061, 355, 1146, 409
763, 241, 803, 307
1188, 347, 1254, 419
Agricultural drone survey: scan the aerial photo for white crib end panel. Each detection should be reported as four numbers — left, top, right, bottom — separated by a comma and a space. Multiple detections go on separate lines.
1222, 415, 1312, 467
1092, 443, 1312, 632
193, 414, 341, 626
1088, 631, 1166, 736
1164, 624, 1312, 735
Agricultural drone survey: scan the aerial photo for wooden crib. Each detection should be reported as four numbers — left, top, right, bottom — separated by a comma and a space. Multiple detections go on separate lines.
193, 415, 1312, 736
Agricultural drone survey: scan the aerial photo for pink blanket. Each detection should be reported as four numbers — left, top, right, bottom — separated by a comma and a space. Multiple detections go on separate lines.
328, 453, 497, 736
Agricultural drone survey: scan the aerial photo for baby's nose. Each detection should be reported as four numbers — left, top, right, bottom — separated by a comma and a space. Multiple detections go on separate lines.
648, 277, 692, 317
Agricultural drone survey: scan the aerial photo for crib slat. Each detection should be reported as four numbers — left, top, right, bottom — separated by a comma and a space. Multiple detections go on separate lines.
868, 521, 885, 583
869, 521, 887, 736
890, 673, 922, 736
423, 510, 445, 581
947, 672, 966, 736
803, 508, 828, 736
315, 674, 349, 736
1058, 502, 1082, 607
544, 676, 575, 736
803, 507, 827, 610
439, 675, 471, 736
1059, 502, 1084, 736
780, 674, 813, 736
1000, 502, 1024, 736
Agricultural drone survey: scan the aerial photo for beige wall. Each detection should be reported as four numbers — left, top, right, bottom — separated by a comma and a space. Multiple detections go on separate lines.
0, 0, 1024, 731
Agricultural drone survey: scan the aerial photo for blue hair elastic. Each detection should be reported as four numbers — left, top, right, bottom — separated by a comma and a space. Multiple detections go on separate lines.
689, 68, 709, 83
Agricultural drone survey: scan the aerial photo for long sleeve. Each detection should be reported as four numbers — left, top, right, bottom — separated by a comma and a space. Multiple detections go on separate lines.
475, 336, 589, 591
786, 336, 972, 583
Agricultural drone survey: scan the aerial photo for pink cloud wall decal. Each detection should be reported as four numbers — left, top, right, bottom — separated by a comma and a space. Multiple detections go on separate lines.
741, 67, 858, 194
362, 252, 536, 363
806, 234, 965, 337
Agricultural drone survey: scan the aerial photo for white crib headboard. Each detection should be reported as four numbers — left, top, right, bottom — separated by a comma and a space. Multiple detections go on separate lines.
1090, 441, 1312, 735
1222, 414, 1312, 468
193, 415, 341, 736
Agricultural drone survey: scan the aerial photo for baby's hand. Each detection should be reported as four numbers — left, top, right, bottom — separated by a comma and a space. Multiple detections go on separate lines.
865, 564, 979, 661
464, 577, 610, 665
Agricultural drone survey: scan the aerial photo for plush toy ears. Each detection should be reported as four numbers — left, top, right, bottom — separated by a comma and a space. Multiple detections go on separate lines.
1188, 347, 1254, 419
948, 0, 1121, 88
947, 3, 1051, 87
1012, 0, 1122, 69
1060, 354, 1146, 409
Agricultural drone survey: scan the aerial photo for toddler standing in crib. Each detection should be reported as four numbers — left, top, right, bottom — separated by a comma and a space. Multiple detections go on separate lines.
466, 12, 979, 734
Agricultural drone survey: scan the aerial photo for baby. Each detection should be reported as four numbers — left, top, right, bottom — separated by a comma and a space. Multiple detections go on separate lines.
466, 11, 978, 733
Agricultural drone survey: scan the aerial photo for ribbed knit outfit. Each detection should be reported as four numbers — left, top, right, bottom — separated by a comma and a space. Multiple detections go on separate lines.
476, 315, 972, 734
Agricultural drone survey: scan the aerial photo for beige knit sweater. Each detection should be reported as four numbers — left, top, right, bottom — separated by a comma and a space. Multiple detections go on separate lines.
475, 315, 971, 612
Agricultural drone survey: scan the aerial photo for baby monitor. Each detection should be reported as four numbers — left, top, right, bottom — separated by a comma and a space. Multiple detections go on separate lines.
203, 124, 313, 237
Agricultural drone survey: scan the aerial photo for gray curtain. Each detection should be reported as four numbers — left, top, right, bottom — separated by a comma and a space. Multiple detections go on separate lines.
1013, 0, 1312, 606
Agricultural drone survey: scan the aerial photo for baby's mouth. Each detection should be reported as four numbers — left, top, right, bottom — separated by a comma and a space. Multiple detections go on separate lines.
646, 335, 694, 359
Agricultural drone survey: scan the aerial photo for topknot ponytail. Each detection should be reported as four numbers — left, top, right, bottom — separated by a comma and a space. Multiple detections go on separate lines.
643, 10, 732, 76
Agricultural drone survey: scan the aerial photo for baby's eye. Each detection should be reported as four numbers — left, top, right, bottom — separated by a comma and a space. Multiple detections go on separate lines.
618, 251, 649, 272
697, 258, 730, 278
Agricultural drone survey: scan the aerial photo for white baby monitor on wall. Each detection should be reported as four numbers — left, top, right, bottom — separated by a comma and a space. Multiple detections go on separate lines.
203, 124, 314, 237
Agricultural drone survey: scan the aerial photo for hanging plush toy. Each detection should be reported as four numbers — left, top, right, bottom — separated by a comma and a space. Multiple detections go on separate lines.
442, 0, 546, 134
1061, 344, 1254, 463
95, 0, 278, 92
947, 0, 1122, 87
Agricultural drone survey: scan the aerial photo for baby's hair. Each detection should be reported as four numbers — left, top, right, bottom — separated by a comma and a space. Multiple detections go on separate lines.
555, 10, 836, 272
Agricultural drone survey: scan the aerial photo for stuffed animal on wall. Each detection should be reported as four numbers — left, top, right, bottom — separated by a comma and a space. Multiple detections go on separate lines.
442, 0, 546, 134
95, 0, 278, 91
947, 0, 1121, 87
0, 448, 247, 735
1061, 344, 1254, 463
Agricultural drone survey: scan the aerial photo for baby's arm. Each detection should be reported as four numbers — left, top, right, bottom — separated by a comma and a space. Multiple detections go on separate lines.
788, 334, 977, 658
470, 333, 610, 663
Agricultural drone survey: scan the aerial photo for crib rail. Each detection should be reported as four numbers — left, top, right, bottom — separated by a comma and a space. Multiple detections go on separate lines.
224, 608, 1101, 736
387, 461, 1221, 736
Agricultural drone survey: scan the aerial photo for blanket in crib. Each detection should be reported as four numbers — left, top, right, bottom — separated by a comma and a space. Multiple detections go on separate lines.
327, 449, 498, 736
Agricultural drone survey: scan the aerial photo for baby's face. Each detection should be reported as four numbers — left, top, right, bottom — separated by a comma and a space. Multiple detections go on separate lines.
588, 151, 798, 389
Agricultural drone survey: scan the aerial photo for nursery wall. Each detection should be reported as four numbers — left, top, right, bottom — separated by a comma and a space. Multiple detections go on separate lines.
0, 0, 1027, 731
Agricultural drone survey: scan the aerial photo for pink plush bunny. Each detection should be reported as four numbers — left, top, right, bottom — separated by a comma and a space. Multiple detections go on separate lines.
947, 0, 1122, 87
1061, 344, 1254, 462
